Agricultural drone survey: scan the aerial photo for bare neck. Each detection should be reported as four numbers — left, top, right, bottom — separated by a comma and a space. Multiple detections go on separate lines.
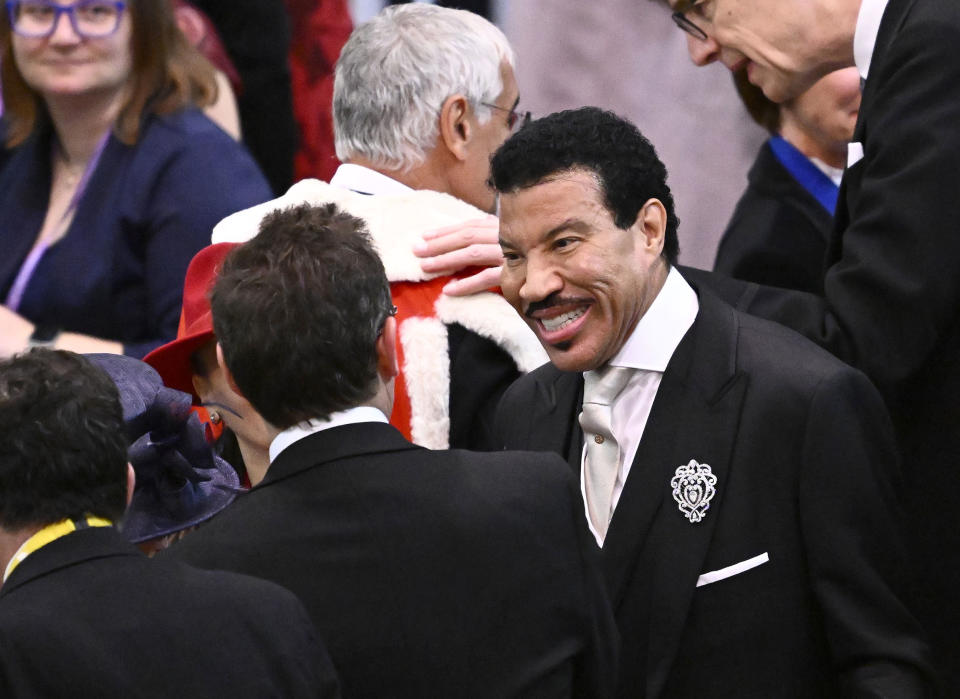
44, 91, 124, 166
0, 526, 40, 585
236, 438, 271, 487
367, 378, 394, 419
779, 113, 848, 170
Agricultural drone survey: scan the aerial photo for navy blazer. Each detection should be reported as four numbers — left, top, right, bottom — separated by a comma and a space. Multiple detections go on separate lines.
0, 109, 271, 358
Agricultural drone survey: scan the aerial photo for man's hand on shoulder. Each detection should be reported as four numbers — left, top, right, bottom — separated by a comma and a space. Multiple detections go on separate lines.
413, 215, 503, 296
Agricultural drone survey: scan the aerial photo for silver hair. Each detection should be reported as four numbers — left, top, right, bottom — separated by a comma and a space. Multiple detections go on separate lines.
333, 4, 516, 172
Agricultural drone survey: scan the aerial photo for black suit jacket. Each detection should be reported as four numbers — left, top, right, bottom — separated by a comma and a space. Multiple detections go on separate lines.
495, 287, 932, 698
0, 527, 339, 698
167, 422, 617, 698
684, 0, 960, 682
714, 140, 831, 294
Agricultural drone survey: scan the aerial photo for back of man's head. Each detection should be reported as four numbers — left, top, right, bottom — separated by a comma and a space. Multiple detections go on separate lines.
0, 349, 128, 530
333, 3, 514, 171
211, 203, 394, 430
490, 106, 681, 264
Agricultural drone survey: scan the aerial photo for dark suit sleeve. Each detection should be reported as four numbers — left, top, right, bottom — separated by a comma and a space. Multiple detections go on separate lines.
687, 15, 960, 405
799, 368, 933, 693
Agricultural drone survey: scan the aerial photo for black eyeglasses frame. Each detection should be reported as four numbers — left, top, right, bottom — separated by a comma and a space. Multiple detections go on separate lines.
671, 10, 708, 42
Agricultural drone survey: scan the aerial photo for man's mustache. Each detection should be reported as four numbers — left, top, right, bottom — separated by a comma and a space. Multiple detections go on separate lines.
525, 293, 590, 318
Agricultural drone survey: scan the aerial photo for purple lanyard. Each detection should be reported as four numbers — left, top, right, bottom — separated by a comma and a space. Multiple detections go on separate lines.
4, 132, 110, 312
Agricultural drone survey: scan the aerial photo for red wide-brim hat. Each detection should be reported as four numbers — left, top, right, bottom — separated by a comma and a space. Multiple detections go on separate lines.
144, 242, 238, 400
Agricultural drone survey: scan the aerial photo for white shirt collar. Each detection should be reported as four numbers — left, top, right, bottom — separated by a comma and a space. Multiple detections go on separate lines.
329, 163, 414, 196
268, 406, 389, 463
607, 266, 699, 372
854, 0, 889, 81
810, 157, 845, 187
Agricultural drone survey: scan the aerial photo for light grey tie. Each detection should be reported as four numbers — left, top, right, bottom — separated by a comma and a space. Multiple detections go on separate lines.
579, 365, 633, 539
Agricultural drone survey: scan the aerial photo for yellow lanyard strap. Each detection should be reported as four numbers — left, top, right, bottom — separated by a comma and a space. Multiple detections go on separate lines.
3, 516, 112, 583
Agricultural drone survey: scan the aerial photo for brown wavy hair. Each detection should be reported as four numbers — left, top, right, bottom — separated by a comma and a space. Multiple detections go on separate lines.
1, 0, 217, 147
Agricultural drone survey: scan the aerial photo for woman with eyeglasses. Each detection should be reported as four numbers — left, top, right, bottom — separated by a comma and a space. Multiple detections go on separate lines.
0, 0, 271, 359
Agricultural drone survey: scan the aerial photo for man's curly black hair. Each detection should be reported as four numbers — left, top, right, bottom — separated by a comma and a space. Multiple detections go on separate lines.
489, 106, 679, 264
0, 349, 128, 529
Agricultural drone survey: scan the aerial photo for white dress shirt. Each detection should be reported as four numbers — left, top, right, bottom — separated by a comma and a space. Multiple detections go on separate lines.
581, 267, 699, 546
329, 163, 413, 196
269, 406, 390, 464
810, 157, 845, 187
854, 0, 890, 81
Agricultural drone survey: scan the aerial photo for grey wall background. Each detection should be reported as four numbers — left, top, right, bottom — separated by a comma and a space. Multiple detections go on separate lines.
347, 0, 766, 269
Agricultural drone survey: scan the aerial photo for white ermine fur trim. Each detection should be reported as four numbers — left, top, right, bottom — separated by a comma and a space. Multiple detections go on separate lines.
435, 293, 548, 374
211, 179, 488, 283
400, 317, 450, 450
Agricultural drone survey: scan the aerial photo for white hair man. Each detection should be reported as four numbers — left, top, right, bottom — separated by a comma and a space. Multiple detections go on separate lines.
332, 3, 521, 214
212, 4, 544, 450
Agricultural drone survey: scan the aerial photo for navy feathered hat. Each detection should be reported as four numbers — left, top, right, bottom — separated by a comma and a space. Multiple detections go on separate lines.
85, 354, 240, 543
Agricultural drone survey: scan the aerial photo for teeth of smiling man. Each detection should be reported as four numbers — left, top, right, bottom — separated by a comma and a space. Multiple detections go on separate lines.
540, 308, 586, 332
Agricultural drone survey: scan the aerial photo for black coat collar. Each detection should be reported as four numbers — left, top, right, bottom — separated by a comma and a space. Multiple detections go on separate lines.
259, 421, 420, 489
1, 527, 138, 599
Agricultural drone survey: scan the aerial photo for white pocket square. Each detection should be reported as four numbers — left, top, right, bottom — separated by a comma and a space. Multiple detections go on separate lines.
696, 552, 769, 588
847, 141, 864, 168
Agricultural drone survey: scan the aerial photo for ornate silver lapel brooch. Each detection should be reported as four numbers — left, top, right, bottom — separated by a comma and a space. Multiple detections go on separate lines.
671, 459, 717, 524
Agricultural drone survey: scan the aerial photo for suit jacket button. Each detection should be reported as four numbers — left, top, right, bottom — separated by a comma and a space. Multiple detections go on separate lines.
594, 435, 605, 444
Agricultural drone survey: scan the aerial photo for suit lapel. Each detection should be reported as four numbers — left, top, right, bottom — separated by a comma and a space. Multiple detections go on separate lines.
601, 288, 748, 699
520, 367, 584, 475
559, 373, 585, 475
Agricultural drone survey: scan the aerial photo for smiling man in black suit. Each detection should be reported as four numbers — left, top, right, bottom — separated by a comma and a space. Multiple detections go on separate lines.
166, 202, 617, 699
491, 107, 932, 697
